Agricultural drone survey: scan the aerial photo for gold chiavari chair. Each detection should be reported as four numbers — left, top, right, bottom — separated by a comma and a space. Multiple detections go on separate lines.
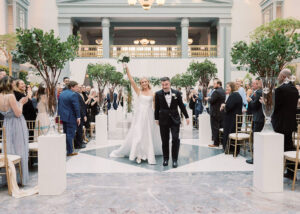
0, 127, 23, 195
0, 120, 3, 152
56, 116, 62, 133
27, 120, 40, 166
293, 114, 300, 145
226, 114, 253, 157
89, 122, 96, 139
284, 124, 300, 190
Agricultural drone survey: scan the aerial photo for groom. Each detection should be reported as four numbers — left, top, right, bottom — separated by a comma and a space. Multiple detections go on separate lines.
155, 77, 190, 168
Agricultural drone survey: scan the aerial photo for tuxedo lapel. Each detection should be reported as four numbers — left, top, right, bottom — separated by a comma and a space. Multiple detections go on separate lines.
169, 89, 175, 109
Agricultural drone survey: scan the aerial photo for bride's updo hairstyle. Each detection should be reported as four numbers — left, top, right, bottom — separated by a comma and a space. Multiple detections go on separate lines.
0, 76, 13, 94
139, 77, 151, 91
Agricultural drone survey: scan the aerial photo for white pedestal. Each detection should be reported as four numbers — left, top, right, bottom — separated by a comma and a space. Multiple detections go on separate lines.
253, 132, 284, 193
96, 114, 108, 145
108, 110, 117, 130
38, 134, 66, 195
198, 113, 212, 144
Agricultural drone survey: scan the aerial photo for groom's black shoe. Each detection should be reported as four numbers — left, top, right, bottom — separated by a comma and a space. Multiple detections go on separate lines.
163, 159, 168, 166
172, 161, 178, 168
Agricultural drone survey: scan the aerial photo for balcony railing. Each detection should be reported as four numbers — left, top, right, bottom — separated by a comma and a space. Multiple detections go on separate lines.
189, 45, 217, 57
77, 45, 217, 58
78, 45, 103, 57
111, 45, 181, 58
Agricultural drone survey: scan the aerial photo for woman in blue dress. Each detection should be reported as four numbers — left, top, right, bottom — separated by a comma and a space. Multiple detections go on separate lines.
0, 76, 29, 185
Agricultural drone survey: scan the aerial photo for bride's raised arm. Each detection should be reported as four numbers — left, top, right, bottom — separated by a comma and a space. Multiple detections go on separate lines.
124, 64, 140, 95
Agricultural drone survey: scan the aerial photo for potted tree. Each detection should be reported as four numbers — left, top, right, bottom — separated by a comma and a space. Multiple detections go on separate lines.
13, 28, 80, 134
0, 33, 17, 76
231, 19, 300, 131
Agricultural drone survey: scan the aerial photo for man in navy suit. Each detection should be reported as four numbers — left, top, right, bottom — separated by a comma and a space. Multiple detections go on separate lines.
58, 81, 81, 156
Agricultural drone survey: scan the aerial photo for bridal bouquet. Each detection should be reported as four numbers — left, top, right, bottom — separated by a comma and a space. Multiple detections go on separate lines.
118, 54, 130, 74
117, 54, 130, 64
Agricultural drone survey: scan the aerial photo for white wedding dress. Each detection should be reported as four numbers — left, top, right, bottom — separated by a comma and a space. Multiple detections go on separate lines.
110, 94, 162, 164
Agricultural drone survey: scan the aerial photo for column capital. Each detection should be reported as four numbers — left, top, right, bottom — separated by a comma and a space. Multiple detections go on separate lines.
181, 18, 189, 28
218, 18, 232, 26
102, 18, 110, 28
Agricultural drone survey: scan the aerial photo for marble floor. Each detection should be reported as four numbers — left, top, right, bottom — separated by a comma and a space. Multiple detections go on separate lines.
1, 125, 300, 214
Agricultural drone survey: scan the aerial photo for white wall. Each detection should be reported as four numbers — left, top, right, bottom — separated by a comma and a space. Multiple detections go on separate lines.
231, 0, 262, 44
69, 58, 224, 85
0, 0, 7, 34
28, 0, 59, 35
283, 0, 300, 20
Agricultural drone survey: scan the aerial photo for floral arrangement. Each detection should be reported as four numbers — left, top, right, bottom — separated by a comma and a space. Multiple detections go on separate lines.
117, 54, 130, 64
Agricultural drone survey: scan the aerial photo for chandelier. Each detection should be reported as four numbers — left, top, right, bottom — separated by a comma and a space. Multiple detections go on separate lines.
128, 0, 166, 10
133, 38, 156, 45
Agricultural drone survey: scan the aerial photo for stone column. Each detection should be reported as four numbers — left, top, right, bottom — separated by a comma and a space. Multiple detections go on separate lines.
181, 18, 189, 58
58, 18, 73, 78
272, 1, 277, 20
218, 18, 232, 84
102, 18, 110, 58
176, 26, 181, 46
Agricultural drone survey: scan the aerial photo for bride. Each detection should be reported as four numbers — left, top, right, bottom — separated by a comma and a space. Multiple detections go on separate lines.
110, 64, 162, 164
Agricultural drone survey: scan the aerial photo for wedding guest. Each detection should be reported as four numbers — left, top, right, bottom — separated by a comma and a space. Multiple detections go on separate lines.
246, 81, 255, 115
35, 84, 50, 135
271, 69, 298, 179
296, 83, 300, 114
0, 71, 7, 121
31, 90, 38, 111
86, 89, 99, 122
82, 85, 88, 101
107, 88, 118, 110
220, 82, 243, 154
0, 71, 6, 80
14, 80, 37, 121
194, 87, 204, 122
206, 79, 225, 147
0, 76, 30, 185
206, 85, 214, 113
246, 78, 265, 164
86, 85, 91, 95
236, 78, 247, 110
62, 77, 70, 90
58, 81, 81, 156
74, 85, 87, 149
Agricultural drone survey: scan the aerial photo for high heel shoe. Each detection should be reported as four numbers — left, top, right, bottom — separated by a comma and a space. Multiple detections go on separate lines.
136, 157, 141, 164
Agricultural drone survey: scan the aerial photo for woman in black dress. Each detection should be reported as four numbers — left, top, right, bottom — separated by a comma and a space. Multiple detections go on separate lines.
220, 82, 243, 154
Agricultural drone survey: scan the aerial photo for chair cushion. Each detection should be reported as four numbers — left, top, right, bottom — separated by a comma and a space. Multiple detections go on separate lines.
0, 154, 21, 167
229, 133, 250, 140
29, 143, 38, 152
284, 151, 300, 160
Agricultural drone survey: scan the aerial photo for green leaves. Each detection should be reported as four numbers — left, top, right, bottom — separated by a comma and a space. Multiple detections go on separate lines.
171, 73, 196, 88
13, 28, 80, 84
231, 30, 300, 77
187, 59, 217, 86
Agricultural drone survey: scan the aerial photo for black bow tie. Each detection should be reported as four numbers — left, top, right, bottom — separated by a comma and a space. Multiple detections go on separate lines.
164, 92, 170, 95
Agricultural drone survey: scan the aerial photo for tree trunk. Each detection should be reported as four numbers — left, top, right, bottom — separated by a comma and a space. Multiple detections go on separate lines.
8, 53, 12, 76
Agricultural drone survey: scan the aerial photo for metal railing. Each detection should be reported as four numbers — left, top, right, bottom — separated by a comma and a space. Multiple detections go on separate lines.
77, 45, 218, 58
189, 45, 217, 57
110, 45, 181, 58
78, 45, 103, 57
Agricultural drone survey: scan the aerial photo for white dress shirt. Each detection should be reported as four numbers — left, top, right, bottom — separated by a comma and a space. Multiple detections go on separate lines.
164, 92, 172, 107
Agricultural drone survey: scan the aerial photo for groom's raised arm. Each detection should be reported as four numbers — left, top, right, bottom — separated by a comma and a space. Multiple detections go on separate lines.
177, 92, 189, 119
154, 92, 160, 121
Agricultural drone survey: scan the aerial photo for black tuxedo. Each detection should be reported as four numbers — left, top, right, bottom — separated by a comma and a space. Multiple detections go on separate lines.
74, 92, 87, 148
272, 82, 298, 151
155, 89, 188, 161
248, 89, 264, 132
209, 87, 225, 145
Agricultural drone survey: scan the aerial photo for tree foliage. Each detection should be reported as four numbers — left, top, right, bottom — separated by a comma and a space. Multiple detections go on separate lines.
0, 33, 17, 76
251, 18, 300, 40
13, 28, 80, 116
231, 30, 300, 77
187, 59, 217, 87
